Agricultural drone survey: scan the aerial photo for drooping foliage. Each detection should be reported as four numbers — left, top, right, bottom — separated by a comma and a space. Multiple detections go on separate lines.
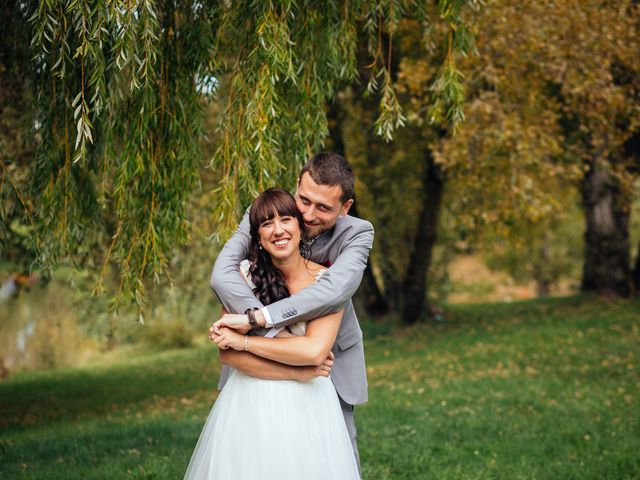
11, 0, 478, 308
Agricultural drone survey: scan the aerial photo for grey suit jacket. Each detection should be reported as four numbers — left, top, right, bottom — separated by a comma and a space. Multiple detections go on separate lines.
210, 213, 374, 406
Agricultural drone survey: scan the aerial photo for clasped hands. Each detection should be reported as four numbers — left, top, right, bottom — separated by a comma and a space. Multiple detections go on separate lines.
209, 313, 334, 378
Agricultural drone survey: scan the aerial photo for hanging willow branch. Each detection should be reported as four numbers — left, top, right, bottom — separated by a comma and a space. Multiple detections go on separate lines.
22, 0, 477, 312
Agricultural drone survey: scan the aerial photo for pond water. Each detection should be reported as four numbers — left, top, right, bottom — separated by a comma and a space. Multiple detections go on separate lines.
0, 282, 95, 377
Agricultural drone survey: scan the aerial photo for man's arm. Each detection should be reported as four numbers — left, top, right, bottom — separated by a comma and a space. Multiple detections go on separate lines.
265, 220, 374, 328
212, 217, 374, 332
210, 210, 265, 314
219, 350, 333, 381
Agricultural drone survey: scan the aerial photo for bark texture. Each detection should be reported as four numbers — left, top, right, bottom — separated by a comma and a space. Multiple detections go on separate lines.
581, 160, 632, 296
401, 151, 445, 324
634, 239, 640, 292
326, 100, 389, 316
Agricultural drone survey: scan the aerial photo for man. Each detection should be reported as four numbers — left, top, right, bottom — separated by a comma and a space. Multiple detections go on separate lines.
209, 152, 374, 468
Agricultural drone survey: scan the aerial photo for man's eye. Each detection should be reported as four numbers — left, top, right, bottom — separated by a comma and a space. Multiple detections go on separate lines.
301, 198, 310, 205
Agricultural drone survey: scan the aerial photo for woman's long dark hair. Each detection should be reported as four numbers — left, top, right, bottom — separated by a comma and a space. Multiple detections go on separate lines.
248, 188, 307, 305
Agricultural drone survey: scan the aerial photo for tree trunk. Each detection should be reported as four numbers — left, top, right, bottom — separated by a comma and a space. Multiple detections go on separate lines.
401, 151, 445, 324
581, 159, 632, 296
534, 233, 551, 297
326, 100, 389, 316
625, 131, 640, 294
634, 239, 640, 292
350, 201, 390, 316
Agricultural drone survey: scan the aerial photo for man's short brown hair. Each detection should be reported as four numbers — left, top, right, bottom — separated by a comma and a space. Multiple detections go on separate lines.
298, 152, 355, 203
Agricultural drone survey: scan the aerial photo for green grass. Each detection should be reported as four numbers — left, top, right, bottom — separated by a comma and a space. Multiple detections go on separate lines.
1, 295, 639, 479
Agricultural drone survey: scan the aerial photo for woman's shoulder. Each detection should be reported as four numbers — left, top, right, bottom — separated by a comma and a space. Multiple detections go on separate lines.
305, 261, 327, 281
305, 260, 324, 274
239, 259, 256, 289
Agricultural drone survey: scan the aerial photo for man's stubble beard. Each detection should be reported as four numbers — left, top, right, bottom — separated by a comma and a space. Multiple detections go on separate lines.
304, 224, 330, 241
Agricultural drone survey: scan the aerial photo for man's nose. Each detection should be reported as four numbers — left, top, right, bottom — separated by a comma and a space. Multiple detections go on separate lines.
303, 206, 315, 221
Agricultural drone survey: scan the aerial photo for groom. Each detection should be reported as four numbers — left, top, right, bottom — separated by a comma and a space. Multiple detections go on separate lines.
209, 152, 373, 468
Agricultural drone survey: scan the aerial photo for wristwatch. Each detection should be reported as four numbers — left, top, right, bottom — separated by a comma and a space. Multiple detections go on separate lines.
245, 307, 260, 329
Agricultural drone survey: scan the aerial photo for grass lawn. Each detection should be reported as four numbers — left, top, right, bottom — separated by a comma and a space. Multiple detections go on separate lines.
1, 295, 639, 479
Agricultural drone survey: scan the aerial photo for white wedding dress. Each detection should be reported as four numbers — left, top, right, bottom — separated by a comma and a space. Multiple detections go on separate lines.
183, 263, 360, 479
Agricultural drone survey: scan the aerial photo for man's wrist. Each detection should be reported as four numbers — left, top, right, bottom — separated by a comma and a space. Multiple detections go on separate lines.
254, 309, 267, 327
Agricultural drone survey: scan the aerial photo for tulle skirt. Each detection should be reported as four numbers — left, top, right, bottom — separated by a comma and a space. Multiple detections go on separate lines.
184, 370, 360, 479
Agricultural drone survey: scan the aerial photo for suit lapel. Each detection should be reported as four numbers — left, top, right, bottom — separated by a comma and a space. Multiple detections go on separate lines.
308, 216, 348, 267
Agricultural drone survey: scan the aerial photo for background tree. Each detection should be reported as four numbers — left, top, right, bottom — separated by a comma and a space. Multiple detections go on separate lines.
339, 0, 639, 325
440, 0, 640, 297
337, 13, 473, 324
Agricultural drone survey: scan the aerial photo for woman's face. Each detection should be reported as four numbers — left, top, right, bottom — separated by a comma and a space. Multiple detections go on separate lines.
258, 214, 302, 261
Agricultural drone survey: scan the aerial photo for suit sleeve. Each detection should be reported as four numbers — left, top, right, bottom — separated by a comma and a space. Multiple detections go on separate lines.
210, 210, 265, 314
265, 220, 374, 328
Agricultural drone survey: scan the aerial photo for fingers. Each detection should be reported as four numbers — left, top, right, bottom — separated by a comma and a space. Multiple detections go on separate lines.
314, 357, 333, 377
322, 351, 334, 369
208, 327, 221, 343
212, 320, 224, 335
211, 329, 230, 350
313, 366, 329, 377
210, 323, 229, 342
209, 321, 225, 342
209, 325, 217, 342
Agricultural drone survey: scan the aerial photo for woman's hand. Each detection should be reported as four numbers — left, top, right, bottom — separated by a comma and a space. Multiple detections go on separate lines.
212, 326, 246, 351
295, 351, 334, 381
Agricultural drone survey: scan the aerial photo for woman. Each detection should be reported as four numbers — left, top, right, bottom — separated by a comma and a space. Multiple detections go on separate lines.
183, 188, 360, 480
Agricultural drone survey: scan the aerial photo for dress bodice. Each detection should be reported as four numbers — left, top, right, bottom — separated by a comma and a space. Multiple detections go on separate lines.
239, 259, 326, 337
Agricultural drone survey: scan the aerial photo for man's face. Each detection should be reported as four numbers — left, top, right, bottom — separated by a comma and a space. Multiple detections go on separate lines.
295, 172, 353, 239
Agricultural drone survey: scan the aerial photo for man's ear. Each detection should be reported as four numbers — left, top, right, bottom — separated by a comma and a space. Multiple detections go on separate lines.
341, 199, 354, 216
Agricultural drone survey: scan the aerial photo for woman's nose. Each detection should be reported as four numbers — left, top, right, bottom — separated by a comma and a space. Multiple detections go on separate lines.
273, 219, 285, 234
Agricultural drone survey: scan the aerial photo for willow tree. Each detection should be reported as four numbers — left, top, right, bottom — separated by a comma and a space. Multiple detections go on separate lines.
1, 0, 38, 270
2, 1, 478, 309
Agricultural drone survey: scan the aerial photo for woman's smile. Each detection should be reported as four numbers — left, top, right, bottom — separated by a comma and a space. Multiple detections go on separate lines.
273, 238, 291, 248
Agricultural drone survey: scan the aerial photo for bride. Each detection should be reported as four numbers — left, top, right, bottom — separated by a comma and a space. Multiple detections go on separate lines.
183, 188, 360, 479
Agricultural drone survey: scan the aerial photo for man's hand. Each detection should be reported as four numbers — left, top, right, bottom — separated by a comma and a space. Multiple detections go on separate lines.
211, 313, 252, 336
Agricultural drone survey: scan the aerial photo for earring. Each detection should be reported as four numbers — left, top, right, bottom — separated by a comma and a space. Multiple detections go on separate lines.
259, 244, 263, 250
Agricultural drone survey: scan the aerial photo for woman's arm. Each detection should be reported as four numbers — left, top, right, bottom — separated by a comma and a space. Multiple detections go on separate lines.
214, 307, 334, 378
214, 309, 343, 366
219, 350, 333, 381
